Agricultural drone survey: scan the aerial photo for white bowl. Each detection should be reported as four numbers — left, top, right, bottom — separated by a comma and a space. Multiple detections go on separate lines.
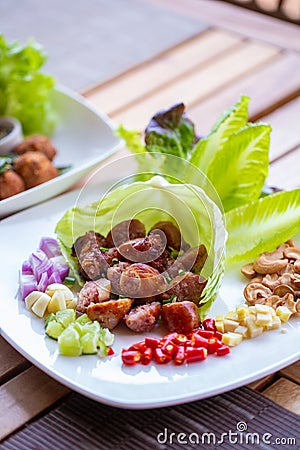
0, 85, 123, 218
0, 116, 23, 154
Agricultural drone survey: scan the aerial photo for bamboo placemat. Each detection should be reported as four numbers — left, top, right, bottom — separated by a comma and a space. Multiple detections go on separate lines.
1, 386, 298, 449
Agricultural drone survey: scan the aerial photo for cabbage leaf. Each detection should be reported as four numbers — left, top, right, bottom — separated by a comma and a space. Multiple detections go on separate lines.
56, 176, 227, 312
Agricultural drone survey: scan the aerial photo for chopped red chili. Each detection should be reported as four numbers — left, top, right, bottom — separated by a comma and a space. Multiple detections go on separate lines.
121, 350, 141, 365
141, 347, 153, 365
154, 348, 172, 364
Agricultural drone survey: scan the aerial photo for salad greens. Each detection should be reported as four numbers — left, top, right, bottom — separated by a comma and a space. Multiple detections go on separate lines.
0, 34, 56, 136
117, 95, 271, 214
56, 175, 227, 315
117, 96, 300, 264
225, 189, 300, 263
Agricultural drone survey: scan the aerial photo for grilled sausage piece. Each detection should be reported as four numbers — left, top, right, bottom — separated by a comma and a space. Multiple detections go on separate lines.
124, 302, 161, 332
73, 231, 121, 280
86, 298, 134, 329
72, 231, 107, 257
118, 233, 165, 264
161, 272, 207, 305
76, 279, 111, 313
177, 245, 208, 274
106, 219, 146, 247
150, 221, 183, 251
107, 262, 130, 295
120, 263, 167, 298
161, 301, 200, 334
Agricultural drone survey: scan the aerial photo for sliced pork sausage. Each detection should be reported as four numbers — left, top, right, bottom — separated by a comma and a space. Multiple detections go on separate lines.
76, 279, 111, 313
120, 263, 167, 298
161, 272, 207, 305
124, 302, 161, 332
161, 301, 200, 334
86, 298, 134, 329
106, 219, 146, 247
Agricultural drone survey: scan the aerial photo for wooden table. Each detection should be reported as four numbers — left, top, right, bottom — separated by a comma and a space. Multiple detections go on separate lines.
1, 0, 300, 442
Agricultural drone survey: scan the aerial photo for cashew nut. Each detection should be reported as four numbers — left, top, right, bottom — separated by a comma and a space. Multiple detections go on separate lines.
290, 273, 300, 288
243, 282, 272, 305
283, 247, 300, 260
241, 263, 256, 279
261, 273, 280, 290
253, 254, 288, 274
273, 284, 295, 298
294, 259, 300, 274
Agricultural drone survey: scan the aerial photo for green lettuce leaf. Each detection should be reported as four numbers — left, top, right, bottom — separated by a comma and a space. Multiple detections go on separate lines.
56, 175, 227, 313
189, 95, 249, 173
145, 103, 196, 158
206, 123, 271, 211
225, 188, 300, 263
0, 34, 56, 135
115, 125, 146, 154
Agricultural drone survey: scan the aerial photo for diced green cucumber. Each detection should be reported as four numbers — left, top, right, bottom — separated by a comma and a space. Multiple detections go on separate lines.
99, 328, 114, 346
56, 309, 76, 328
46, 320, 64, 339
81, 333, 98, 354
81, 321, 100, 335
58, 326, 82, 356
97, 340, 108, 358
44, 313, 57, 329
76, 314, 92, 325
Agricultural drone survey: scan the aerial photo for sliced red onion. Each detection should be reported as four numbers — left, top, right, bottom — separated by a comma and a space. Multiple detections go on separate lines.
37, 272, 49, 292
48, 271, 62, 284
50, 255, 69, 281
29, 250, 54, 282
20, 274, 38, 300
22, 260, 33, 275
39, 236, 62, 258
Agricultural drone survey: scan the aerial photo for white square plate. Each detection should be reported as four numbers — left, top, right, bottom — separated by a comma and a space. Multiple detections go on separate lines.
0, 183, 299, 409
0, 85, 122, 218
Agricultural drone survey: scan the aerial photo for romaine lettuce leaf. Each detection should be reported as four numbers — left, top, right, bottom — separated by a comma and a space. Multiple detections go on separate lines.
206, 123, 271, 211
0, 34, 56, 136
189, 95, 249, 173
225, 188, 300, 263
56, 175, 227, 312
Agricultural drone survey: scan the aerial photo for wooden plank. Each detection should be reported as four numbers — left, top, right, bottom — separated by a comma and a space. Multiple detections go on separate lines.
262, 378, 300, 414
0, 337, 29, 384
247, 374, 276, 391
267, 145, 300, 189
0, 366, 70, 441
110, 40, 279, 130
264, 96, 300, 161
85, 29, 242, 114
147, 0, 300, 51
279, 361, 300, 385
188, 53, 300, 135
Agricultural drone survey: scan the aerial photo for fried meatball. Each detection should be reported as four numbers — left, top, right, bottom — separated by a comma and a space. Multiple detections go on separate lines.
0, 169, 25, 200
13, 135, 57, 161
13, 151, 58, 189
